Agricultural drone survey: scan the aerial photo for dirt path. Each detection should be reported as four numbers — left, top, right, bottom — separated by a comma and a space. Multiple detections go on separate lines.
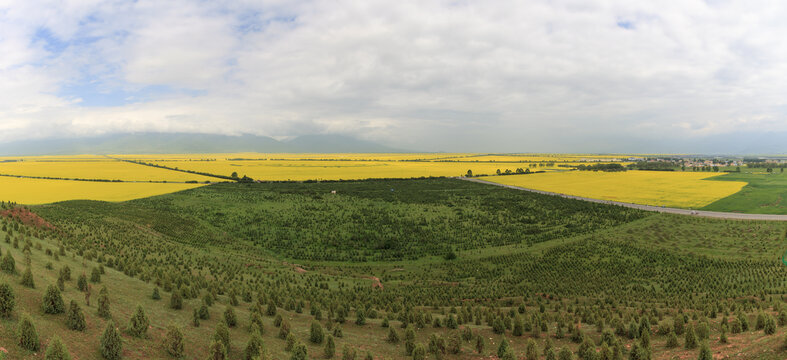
460, 177, 787, 221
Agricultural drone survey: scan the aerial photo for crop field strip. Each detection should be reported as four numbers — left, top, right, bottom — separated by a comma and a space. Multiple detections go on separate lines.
479, 170, 747, 209
0, 153, 638, 205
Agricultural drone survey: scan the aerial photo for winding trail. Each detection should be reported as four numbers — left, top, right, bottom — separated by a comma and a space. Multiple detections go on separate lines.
460, 177, 787, 221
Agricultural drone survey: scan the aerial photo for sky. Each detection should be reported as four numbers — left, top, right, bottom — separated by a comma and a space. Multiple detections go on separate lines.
0, 0, 786, 152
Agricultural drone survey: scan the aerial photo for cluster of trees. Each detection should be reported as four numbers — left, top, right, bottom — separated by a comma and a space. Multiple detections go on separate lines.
575, 163, 626, 172
626, 161, 676, 171
495, 168, 533, 175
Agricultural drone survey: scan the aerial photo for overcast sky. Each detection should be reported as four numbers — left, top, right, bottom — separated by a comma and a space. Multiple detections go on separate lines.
0, 0, 785, 152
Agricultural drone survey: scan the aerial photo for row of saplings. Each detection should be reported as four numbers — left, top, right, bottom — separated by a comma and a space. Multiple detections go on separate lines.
0, 242, 188, 360
0, 280, 185, 359
3, 234, 786, 360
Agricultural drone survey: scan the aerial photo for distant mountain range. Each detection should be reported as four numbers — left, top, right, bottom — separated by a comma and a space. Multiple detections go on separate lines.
0, 133, 406, 156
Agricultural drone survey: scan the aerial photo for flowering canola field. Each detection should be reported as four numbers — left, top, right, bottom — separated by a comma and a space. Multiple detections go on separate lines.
120, 153, 612, 181
480, 171, 747, 208
0, 153, 737, 206
135, 159, 539, 181
0, 159, 214, 182
0, 176, 204, 205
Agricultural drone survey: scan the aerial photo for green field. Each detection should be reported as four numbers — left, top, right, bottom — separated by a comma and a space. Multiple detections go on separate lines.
703, 168, 787, 214
0, 178, 785, 359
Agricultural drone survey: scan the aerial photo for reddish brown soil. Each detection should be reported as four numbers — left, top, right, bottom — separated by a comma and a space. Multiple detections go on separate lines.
1, 207, 56, 230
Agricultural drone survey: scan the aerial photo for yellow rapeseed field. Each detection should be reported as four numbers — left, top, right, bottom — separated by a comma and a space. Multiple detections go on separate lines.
480, 171, 747, 208
0, 153, 650, 204
0, 159, 214, 182
139, 159, 556, 181
0, 176, 205, 205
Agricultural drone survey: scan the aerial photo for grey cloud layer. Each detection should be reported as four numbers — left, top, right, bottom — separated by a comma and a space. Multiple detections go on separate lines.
0, 0, 785, 151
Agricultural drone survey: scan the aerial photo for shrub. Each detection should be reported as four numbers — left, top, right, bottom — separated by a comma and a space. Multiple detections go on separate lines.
42, 284, 65, 314
696, 322, 709, 340
90, 267, 101, 283
697, 342, 712, 360
387, 327, 399, 343
341, 345, 357, 360
291, 342, 308, 360
497, 337, 510, 358
127, 305, 149, 337
17, 314, 39, 351
310, 321, 325, 344
100, 321, 123, 360
558, 347, 573, 360
1, 251, 15, 274
45, 335, 72, 360
97, 286, 111, 318
213, 322, 231, 355
545, 348, 557, 360
685, 323, 697, 349
192, 308, 200, 327
250, 312, 264, 334
355, 308, 366, 326
265, 298, 276, 316
412, 344, 426, 360
66, 300, 86, 331
164, 325, 185, 358
224, 306, 237, 327
285, 333, 296, 352
279, 319, 291, 339
0, 282, 15, 317
526, 338, 539, 360
447, 332, 461, 354
244, 331, 263, 360
77, 274, 87, 292
324, 335, 336, 358
207, 339, 228, 360
666, 331, 679, 348
20, 267, 35, 288
152, 287, 161, 300
474, 335, 485, 354
170, 290, 183, 310
764, 315, 777, 335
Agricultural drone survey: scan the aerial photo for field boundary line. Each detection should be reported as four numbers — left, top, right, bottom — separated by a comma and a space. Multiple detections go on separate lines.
458, 177, 787, 221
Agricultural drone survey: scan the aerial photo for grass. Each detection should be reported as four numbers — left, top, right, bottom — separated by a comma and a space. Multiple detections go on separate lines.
0, 178, 784, 359
702, 168, 787, 214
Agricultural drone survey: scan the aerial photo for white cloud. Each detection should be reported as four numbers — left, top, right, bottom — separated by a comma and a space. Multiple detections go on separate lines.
0, 0, 785, 151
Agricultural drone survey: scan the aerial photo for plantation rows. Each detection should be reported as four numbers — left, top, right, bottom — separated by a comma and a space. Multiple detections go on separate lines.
0, 178, 782, 358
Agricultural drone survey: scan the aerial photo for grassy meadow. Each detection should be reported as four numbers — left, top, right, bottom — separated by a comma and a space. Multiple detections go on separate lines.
702, 167, 787, 214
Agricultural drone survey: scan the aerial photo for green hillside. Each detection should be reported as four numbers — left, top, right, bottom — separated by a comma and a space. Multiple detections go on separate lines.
0, 178, 784, 359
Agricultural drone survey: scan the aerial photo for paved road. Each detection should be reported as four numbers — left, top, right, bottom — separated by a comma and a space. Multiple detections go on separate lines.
460, 177, 787, 221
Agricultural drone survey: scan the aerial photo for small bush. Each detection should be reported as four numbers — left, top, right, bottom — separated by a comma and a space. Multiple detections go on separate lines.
66, 300, 86, 331
42, 284, 65, 314
164, 325, 185, 358
0, 282, 15, 317
100, 321, 123, 360
45, 335, 72, 360
17, 314, 39, 351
